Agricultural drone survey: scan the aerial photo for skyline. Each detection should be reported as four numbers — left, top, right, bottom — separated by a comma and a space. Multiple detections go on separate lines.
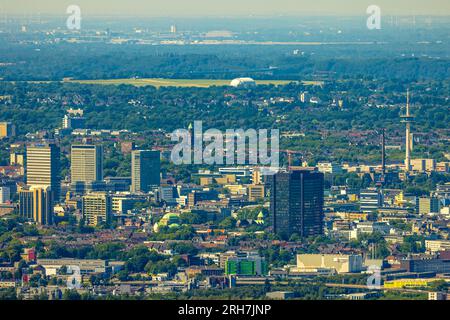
0, 0, 450, 17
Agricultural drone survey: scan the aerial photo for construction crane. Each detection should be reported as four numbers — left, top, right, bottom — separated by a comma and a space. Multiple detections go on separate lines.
280, 150, 303, 170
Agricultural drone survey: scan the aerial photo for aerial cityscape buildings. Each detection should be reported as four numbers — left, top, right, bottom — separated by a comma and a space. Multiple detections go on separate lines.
0, 6, 448, 305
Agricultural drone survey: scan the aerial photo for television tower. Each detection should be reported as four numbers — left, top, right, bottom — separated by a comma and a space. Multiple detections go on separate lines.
376, 128, 386, 188
401, 90, 414, 172
381, 128, 386, 176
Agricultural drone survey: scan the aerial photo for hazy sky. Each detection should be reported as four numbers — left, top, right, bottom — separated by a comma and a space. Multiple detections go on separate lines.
0, 0, 449, 16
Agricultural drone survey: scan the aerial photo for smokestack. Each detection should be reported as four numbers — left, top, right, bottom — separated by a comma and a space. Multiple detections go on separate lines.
381, 128, 386, 175
401, 89, 414, 173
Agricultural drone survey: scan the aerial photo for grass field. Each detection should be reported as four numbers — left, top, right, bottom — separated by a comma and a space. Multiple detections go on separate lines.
64, 78, 323, 88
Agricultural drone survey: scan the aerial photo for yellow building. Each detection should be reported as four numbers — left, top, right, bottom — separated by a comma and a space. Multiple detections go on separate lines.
225, 184, 247, 196
252, 168, 263, 185
411, 159, 436, 172
0, 122, 14, 138
394, 192, 407, 207
215, 174, 236, 185
384, 279, 434, 289
199, 177, 213, 186
10, 153, 25, 166
18, 185, 53, 225
335, 212, 369, 221
248, 184, 265, 202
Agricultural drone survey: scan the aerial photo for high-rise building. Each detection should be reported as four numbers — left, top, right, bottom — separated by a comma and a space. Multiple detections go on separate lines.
71, 145, 103, 183
18, 185, 53, 225
82, 192, 112, 227
269, 169, 324, 239
18, 187, 34, 220
131, 150, 161, 193
0, 122, 15, 138
26, 144, 61, 203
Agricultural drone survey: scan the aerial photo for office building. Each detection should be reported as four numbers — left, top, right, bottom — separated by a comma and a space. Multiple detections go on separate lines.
18, 185, 53, 225
359, 188, 383, 214
159, 185, 178, 205
224, 252, 267, 276
411, 159, 436, 172
317, 162, 343, 174
401, 254, 450, 274
269, 169, 324, 239
26, 144, 61, 202
418, 197, 440, 215
62, 114, 85, 130
425, 240, 450, 253
111, 195, 146, 214
131, 150, 160, 193
71, 145, 103, 183
248, 184, 265, 202
294, 254, 363, 274
82, 192, 112, 226
37, 259, 110, 276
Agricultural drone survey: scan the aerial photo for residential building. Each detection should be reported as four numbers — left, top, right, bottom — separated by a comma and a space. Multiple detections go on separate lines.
82, 192, 112, 226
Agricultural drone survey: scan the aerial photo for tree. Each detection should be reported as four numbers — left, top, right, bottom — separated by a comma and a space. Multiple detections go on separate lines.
63, 289, 82, 300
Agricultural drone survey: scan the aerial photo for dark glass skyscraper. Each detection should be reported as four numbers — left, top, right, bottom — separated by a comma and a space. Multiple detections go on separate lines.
269, 169, 324, 239
131, 150, 161, 193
